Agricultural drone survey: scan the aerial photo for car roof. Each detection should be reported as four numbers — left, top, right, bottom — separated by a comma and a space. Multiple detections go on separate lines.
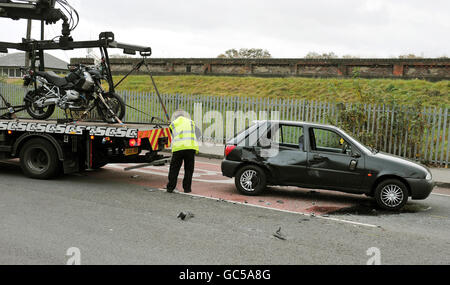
254, 120, 341, 130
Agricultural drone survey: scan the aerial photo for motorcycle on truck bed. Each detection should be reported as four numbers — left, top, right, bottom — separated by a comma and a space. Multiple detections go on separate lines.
0, 1, 174, 178
0, 32, 173, 178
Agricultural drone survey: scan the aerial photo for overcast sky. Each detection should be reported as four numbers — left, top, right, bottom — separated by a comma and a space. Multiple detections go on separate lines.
1, 0, 449, 62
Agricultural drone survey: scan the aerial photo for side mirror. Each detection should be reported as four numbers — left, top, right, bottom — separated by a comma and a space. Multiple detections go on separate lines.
352, 153, 361, 159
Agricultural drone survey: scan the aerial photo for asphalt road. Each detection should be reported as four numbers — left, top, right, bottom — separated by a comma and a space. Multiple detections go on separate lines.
0, 160, 449, 265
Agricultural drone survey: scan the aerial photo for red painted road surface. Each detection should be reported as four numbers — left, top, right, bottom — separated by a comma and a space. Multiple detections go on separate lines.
97, 157, 376, 215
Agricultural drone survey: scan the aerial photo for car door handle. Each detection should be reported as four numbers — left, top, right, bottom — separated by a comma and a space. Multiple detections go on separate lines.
313, 155, 325, 161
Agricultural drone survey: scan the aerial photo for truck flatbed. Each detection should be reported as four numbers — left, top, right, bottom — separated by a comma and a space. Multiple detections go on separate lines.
0, 118, 167, 138
0, 118, 172, 179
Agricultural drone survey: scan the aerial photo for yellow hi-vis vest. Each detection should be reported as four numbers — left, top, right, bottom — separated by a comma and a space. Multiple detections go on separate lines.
170, 116, 199, 153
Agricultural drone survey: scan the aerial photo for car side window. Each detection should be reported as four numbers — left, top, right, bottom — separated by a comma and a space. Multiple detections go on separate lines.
280, 125, 305, 151
310, 128, 352, 155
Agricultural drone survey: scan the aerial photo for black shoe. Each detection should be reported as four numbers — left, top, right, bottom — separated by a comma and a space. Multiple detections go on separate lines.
166, 188, 175, 193
184, 190, 192, 193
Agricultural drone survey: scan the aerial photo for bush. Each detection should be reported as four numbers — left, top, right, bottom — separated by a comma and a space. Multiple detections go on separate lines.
328, 77, 429, 159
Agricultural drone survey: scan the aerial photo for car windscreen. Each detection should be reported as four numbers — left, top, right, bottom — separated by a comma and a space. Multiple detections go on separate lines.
337, 128, 372, 154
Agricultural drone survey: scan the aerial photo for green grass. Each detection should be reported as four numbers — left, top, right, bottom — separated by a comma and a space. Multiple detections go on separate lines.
114, 75, 449, 107
7, 75, 450, 107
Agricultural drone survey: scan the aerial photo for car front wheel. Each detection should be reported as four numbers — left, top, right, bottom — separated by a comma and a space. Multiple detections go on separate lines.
235, 165, 267, 196
374, 179, 409, 211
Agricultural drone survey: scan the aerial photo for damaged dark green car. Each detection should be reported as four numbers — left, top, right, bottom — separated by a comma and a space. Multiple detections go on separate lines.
221, 121, 435, 211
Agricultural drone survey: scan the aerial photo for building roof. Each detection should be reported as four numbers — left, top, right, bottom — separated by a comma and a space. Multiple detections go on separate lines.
0, 53, 68, 70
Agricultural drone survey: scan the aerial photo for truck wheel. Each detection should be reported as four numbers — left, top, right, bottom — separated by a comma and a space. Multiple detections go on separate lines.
235, 165, 267, 196
374, 179, 409, 211
20, 138, 59, 179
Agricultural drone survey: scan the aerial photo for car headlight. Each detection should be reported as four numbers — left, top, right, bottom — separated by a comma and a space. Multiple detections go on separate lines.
426, 173, 432, 181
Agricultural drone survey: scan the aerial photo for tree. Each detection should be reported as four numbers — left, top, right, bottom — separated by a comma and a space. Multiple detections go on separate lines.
342, 54, 359, 59
305, 52, 339, 59
398, 54, 423, 59
218, 48, 272, 59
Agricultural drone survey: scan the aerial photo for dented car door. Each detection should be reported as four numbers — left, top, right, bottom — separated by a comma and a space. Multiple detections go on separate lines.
265, 124, 310, 185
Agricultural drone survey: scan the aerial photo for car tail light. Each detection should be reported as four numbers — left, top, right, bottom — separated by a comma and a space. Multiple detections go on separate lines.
225, 145, 236, 157
129, 138, 142, 147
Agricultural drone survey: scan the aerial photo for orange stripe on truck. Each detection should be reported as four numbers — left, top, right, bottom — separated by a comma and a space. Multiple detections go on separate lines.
142, 128, 171, 151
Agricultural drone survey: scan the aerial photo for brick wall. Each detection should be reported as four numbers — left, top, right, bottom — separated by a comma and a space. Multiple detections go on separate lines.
71, 58, 450, 81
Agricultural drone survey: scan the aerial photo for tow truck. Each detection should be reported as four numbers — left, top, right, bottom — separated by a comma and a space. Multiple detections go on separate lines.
0, 0, 172, 178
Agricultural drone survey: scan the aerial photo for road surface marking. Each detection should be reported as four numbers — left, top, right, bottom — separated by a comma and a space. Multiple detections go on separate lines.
431, 193, 450, 198
107, 164, 234, 184
155, 188, 380, 229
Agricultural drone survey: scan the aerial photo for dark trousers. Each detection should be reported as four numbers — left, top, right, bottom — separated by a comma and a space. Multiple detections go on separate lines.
167, 149, 196, 193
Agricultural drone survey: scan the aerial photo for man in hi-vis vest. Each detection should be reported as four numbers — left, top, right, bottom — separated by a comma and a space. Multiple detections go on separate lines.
166, 110, 200, 193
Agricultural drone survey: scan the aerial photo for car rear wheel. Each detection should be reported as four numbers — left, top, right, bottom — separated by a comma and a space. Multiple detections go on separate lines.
235, 165, 267, 196
374, 179, 408, 211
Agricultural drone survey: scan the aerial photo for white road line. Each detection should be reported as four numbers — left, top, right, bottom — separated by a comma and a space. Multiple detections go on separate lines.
431, 193, 450, 198
106, 164, 234, 184
154, 188, 380, 229
196, 160, 223, 167
0, 161, 379, 227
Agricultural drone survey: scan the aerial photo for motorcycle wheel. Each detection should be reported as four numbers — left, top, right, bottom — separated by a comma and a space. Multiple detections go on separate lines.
24, 90, 55, 120
96, 92, 126, 124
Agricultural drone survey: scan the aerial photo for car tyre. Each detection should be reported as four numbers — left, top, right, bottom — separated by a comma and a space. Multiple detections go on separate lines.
374, 179, 408, 211
20, 138, 59, 179
235, 165, 267, 196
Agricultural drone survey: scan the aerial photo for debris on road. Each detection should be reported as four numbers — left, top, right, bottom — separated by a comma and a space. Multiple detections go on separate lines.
276, 200, 284, 204
273, 227, 287, 241
266, 202, 272, 206
178, 212, 195, 221
131, 175, 140, 179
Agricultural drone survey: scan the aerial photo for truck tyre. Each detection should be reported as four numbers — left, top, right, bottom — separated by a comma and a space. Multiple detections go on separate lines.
20, 138, 60, 179
374, 179, 409, 211
235, 165, 267, 196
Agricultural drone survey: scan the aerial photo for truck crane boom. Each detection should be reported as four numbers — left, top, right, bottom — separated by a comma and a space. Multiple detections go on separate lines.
0, 0, 73, 40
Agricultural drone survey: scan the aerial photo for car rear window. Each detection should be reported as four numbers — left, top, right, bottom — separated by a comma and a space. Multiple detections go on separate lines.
227, 122, 271, 146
